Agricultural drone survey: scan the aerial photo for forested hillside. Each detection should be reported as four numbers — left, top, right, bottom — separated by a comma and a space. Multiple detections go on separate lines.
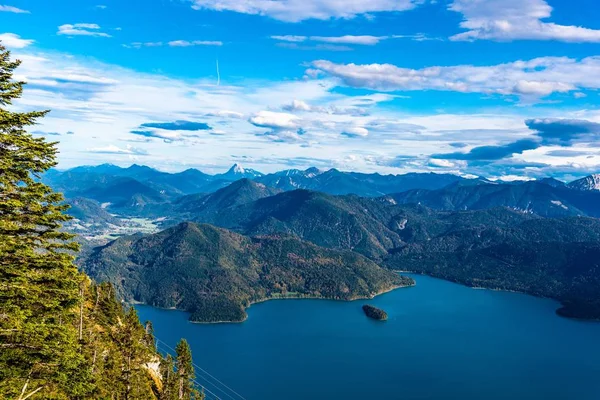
194, 190, 407, 258
0, 44, 202, 399
385, 211, 600, 319
83, 222, 412, 322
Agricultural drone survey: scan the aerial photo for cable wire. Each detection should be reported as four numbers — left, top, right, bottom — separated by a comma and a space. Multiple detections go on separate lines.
156, 339, 247, 400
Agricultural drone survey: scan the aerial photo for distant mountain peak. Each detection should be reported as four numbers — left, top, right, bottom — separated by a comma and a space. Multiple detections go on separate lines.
539, 177, 566, 188
304, 167, 322, 177
127, 164, 155, 171
218, 164, 263, 180
568, 174, 600, 191
229, 163, 245, 174
217, 178, 277, 195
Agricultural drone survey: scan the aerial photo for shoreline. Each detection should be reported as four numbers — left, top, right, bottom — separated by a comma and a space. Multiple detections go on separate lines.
394, 271, 600, 323
248, 281, 414, 307
133, 274, 600, 323
136, 279, 415, 325
191, 280, 415, 324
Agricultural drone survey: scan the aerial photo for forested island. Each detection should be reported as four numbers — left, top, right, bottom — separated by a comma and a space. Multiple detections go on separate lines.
362, 305, 388, 320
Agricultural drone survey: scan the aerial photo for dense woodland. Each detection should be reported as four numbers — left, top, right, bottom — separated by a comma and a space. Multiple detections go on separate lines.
385, 216, 600, 319
0, 44, 202, 399
83, 222, 412, 322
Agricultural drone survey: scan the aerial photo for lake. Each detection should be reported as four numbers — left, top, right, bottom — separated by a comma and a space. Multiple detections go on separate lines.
136, 274, 600, 400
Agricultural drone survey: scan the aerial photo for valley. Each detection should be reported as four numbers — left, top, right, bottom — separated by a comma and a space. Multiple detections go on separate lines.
50, 163, 600, 322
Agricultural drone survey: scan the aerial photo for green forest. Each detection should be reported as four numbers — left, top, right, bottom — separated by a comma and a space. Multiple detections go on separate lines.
0, 44, 202, 399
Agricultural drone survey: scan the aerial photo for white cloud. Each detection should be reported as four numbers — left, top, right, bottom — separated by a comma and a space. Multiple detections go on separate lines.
205, 110, 245, 119
392, 33, 440, 42
284, 100, 312, 112
0, 5, 29, 13
124, 40, 222, 49
168, 40, 223, 47
189, 0, 416, 22
282, 99, 370, 116
124, 42, 164, 49
256, 129, 306, 143
429, 158, 459, 168
249, 111, 299, 129
494, 175, 536, 182
276, 42, 352, 52
272, 35, 394, 46
513, 80, 575, 96
450, 0, 600, 42
309, 56, 600, 99
131, 130, 185, 142
57, 23, 111, 37
271, 35, 307, 43
87, 144, 149, 155
0, 33, 34, 48
10, 46, 600, 178
341, 126, 369, 137
9, 49, 344, 166
310, 35, 386, 45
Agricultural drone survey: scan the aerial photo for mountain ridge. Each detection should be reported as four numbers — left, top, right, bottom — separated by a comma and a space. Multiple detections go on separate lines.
49, 163, 600, 199
569, 174, 600, 191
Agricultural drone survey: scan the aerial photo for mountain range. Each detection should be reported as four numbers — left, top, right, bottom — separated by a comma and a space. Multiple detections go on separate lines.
56, 163, 600, 322
390, 178, 600, 217
45, 163, 468, 203
569, 174, 600, 192
48, 164, 600, 220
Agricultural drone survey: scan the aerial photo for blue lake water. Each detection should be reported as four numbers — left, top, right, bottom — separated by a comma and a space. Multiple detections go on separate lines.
136, 274, 600, 400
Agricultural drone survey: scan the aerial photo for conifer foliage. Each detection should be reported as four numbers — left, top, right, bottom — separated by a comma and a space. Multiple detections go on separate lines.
0, 43, 202, 399
175, 339, 200, 400
0, 41, 86, 399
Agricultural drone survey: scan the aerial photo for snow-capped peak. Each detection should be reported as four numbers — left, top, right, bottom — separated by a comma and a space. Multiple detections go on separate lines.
221, 163, 263, 179
568, 174, 600, 191
227, 163, 245, 174
304, 167, 322, 178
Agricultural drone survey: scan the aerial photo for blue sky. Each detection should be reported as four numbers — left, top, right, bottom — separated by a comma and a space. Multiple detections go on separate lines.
2, 0, 600, 180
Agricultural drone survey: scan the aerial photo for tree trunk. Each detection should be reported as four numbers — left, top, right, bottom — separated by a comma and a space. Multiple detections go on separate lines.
178, 374, 184, 399
91, 348, 97, 374
78, 284, 84, 341
93, 285, 100, 314
125, 356, 132, 400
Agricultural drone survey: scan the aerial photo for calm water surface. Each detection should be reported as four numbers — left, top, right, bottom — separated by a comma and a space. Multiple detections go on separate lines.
136, 274, 600, 400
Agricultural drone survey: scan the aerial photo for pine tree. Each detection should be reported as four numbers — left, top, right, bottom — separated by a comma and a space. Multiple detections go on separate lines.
159, 354, 177, 400
144, 320, 156, 349
83, 282, 158, 399
113, 307, 154, 399
0, 43, 90, 398
175, 339, 201, 400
